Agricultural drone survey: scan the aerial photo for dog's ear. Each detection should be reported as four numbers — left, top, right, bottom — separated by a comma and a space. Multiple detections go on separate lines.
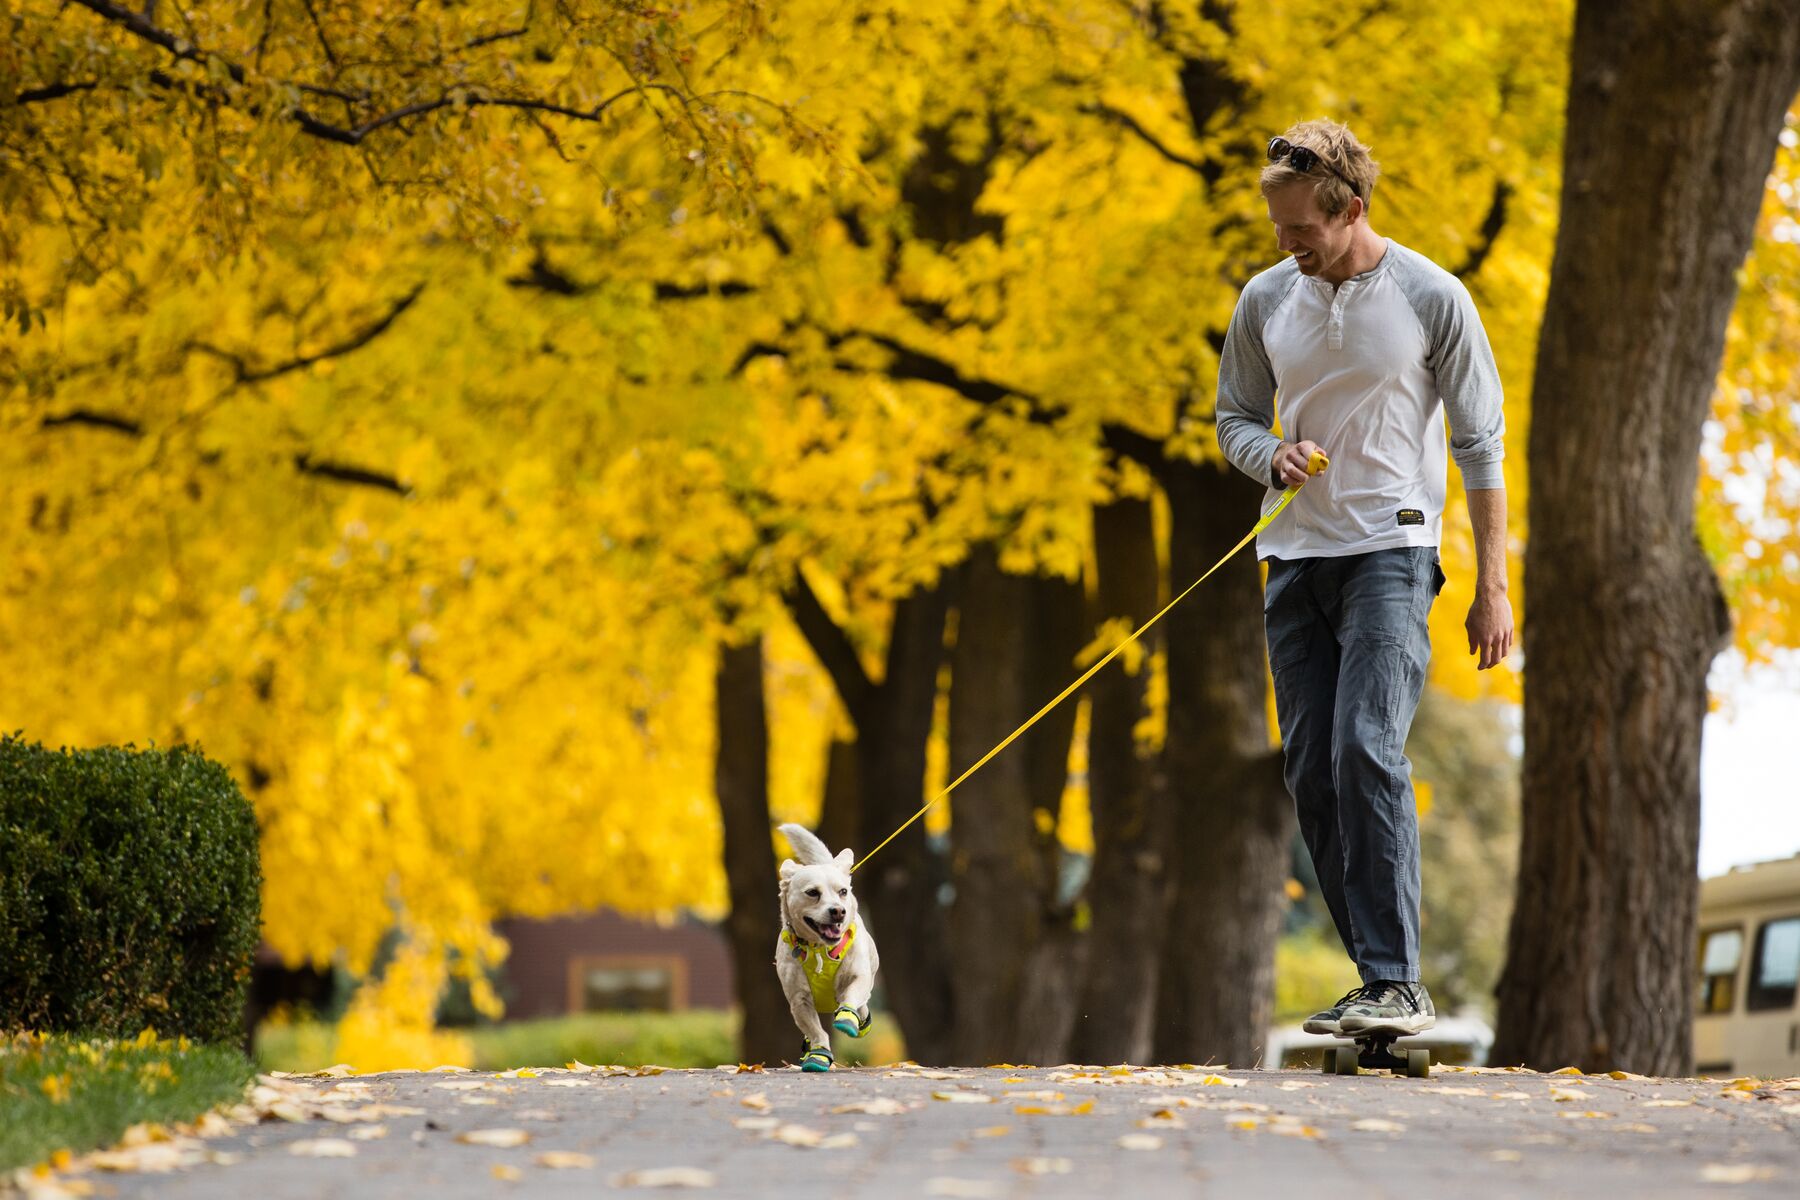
834, 848, 854, 871
779, 858, 798, 880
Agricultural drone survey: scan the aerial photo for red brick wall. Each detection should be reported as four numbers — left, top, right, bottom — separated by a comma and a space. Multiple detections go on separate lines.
495, 911, 736, 1018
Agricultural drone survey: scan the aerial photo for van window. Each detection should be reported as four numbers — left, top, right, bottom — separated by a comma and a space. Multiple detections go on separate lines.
1746, 917, 1800, 1013
1697, 927, 1743, 1014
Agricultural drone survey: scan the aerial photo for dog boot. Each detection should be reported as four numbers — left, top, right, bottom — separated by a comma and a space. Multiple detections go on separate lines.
799, 1042, 834, 1072
833, 1005, 872, 1038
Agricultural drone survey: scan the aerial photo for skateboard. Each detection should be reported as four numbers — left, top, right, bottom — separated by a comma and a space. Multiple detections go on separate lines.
1320, 1029, 1430, 1078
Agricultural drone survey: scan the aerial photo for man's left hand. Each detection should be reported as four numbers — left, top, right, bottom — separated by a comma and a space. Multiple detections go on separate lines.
1465, 585, 1514, 670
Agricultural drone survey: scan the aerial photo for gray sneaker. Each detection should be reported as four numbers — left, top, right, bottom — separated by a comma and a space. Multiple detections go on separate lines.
1336, 980, 1436, 1036
1302, 986, 1372, 1035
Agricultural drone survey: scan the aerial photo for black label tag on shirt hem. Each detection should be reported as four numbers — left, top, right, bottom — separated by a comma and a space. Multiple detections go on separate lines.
1396, 509, 1425, 527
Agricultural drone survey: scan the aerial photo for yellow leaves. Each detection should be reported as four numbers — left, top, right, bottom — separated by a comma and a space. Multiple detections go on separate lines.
767, 1124, 859, 1149
287, 1138, 358, 1158
1228, 1114, 1324, 1139
830, 1098, 910, 1115
1351, 1119, 1406, 1133
39, 1074, 72, 1105
138, 1059, 177, 1092
610, 1166, 717, 1188
1012, 1156, 1073, 1174
933, 1090, 997, 1104
455, 1129, 533, 1148
1012, 1099, 1093, 1116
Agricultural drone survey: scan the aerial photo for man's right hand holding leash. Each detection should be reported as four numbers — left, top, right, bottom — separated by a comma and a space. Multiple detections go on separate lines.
1273, 439, 1328, 489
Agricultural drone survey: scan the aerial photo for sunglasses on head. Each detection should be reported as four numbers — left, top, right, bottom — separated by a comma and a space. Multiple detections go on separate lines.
1267, 136, 1361, 199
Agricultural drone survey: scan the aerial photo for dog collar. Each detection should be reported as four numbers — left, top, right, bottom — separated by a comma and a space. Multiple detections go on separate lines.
782, 921, 856, 961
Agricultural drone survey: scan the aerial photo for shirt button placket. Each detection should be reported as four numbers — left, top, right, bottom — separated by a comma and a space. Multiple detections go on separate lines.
1327, 281, 1354, 351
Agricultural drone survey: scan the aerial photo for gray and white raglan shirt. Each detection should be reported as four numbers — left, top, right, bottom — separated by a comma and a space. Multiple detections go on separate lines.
1215, 239, 1505, 560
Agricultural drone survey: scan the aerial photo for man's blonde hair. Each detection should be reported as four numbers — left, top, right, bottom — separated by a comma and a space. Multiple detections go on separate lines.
1260, 119, 1380, 217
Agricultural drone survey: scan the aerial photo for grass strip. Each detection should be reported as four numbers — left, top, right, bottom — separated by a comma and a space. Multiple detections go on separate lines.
256, 1008, 904, 1073
0, 1029, 253, 1173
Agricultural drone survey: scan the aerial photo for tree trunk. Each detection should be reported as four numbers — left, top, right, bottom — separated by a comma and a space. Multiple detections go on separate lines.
786, 572, 959, 1062
713, 636, 792, 1065
1069, 497, 1170, 1064
817, 736, 859, 865
945, 545, 1083, 1063
1492, 0, 1798, 1075
854, 584, 959, 1063
1153, 462, 1294, 1068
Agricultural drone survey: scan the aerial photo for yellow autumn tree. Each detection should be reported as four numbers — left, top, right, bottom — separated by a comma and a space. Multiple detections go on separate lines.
5, 0, 1798, 1066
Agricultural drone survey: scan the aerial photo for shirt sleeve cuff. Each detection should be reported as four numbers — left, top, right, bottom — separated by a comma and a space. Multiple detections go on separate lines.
1457, 459, 1506, 490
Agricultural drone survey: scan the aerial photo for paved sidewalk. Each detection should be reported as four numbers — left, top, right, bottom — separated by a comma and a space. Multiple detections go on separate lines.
51, 1062, 1800, 1199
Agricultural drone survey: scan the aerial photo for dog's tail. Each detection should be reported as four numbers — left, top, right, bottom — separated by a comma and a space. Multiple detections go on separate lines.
778, 823, 834, 866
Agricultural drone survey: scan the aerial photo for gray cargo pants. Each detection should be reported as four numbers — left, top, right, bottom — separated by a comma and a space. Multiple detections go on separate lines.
1263, 546, 1445, 984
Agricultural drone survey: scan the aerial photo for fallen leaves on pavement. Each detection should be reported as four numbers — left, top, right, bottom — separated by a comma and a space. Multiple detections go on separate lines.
610, 1165, 717, 1188
1012, 1157, 1072, 1174
454, 1128, 532, 1148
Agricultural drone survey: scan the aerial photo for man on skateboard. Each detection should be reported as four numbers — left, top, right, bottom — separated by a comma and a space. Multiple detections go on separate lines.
1215, 120, 1515, 1043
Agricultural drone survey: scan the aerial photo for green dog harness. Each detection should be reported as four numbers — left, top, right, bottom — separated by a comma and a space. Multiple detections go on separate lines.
782, 922, 857, 1013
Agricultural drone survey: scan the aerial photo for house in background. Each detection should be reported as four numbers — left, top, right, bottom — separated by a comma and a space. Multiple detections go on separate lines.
494, 910, 735, 1018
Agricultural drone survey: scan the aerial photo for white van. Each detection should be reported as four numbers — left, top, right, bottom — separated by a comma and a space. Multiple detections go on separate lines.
1694, 853, 1800, 1078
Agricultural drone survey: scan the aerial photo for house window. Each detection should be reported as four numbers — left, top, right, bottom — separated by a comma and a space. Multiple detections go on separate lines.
568, 956, 688, 1013
1696, 926, 1743, 1014
1746, 916, 1800, 1013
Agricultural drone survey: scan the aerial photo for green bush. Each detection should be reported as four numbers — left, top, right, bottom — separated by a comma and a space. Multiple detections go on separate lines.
0, 735, 261, 1044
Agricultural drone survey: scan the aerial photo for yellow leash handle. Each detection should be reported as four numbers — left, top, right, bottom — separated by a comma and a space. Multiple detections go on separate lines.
853, 448, 1328, 874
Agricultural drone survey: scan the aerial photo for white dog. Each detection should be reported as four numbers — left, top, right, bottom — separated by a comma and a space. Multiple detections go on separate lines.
775, 823, 880, 1072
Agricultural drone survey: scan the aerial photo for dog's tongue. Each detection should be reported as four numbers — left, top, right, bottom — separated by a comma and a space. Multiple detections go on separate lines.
817, 923, 843, 942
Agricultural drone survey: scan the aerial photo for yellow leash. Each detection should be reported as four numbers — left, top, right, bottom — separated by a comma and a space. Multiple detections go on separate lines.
853, 450, 1329, 874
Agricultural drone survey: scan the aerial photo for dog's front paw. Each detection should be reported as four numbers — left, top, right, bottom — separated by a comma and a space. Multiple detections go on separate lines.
799, 1044, 834, 1072
832, 1005, 871, 1038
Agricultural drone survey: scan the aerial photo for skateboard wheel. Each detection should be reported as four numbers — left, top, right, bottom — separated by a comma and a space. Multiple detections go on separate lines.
1406, 1048, 1430, 1078
1333, 1046, 1359, 1075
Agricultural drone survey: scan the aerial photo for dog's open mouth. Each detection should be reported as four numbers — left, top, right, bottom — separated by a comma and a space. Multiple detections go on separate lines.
805, 917, 845, 943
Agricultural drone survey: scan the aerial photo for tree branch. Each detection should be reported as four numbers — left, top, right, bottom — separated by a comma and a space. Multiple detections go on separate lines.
294, 455, 409, 495
293, 85, 690, 146
1101, 423, 1166, 471
16, 81, 101, 104
1454, 180, 1512, 280
39, 411, 405, 494
842, 330, 1037, 410
506, 255, 753, 300
1082, 102, 1207, 177
784, 568, 875, 720
68, 0, 686, 146
40, 409, 142, 435
71, 0, 245, 82
190, 284, 424, 386
467, 26, 530, 49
